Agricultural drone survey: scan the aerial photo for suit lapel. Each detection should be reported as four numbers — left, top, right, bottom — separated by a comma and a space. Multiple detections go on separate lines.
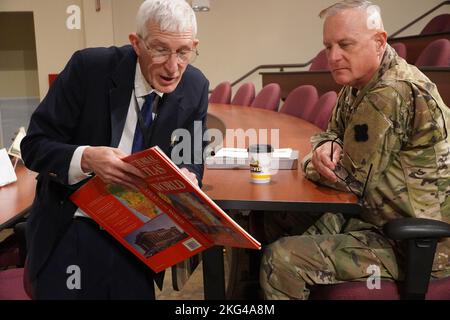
109, 48, 136, 147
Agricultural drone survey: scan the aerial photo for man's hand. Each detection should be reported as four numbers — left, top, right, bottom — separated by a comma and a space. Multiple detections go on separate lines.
180, 168, 198, 186
311, 141, 342, 183
81, 147, 146, 190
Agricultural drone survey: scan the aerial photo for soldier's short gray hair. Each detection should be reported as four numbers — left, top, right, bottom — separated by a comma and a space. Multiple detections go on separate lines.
136, 0, 197, 39
319, 0, 384, 31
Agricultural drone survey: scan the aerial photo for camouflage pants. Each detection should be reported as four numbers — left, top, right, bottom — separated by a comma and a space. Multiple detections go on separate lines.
260, 212, 402, 300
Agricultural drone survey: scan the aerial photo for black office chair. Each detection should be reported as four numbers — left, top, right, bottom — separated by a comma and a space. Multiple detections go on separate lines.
383, 218, 450, 299
310, 218, 450, 300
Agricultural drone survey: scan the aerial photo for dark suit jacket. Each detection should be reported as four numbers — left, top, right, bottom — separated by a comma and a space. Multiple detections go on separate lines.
20, 45, 209, 280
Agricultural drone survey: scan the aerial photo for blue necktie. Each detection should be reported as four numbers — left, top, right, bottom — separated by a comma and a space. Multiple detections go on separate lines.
132, 93, 155, 153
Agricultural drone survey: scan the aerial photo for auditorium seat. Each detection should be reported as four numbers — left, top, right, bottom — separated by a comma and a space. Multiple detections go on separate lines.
251, 83, 281, 111
231, 82, 255, 106
311, 91, 338, 130
279, 85, 319, 121
391, 42, 407, 60
209, 81, 232, 104
415, 38, 450, 67
0, 268, 30, 300
420, 14, 450, 35
309, 49, 329, 71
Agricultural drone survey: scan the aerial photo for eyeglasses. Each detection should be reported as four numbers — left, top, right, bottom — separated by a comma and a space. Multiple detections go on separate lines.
330, 139, 372, 202
138, 35, 198, 65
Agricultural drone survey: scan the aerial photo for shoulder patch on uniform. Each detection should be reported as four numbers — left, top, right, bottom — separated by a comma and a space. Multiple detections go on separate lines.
354, 124, 369, 142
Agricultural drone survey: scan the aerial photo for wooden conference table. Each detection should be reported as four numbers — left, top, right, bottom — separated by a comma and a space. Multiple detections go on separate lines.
201, 103, 361, 300
1, 104, 361, 300
0, 164, 37, 230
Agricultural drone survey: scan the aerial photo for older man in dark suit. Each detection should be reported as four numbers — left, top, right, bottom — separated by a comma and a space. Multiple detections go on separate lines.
21, 0, 209, 299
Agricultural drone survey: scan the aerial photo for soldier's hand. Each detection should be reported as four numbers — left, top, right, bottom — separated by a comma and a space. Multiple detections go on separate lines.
311, 141, 342, 183
81, 146, 147, 190
180, 168, 198, 186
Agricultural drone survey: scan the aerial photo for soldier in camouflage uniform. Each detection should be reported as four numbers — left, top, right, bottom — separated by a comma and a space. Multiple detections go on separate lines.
260, 0, 450, 300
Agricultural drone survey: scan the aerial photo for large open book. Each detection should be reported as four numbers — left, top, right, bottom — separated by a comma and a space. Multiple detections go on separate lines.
70, 146, 261, 273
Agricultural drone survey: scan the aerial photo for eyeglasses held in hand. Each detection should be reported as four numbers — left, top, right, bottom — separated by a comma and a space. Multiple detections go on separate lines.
138, 35, 198, 65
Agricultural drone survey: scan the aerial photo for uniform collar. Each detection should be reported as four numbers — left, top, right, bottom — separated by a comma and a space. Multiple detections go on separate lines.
345, 45, 398, 106
355, 45, 397, 95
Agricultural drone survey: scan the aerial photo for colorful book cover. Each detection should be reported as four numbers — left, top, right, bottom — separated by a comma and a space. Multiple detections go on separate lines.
70, 146, 261, 273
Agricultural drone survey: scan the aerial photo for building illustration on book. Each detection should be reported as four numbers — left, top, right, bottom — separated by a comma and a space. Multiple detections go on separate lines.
135, 226, 185, 258
125, 214, 189, 258
163, 191, 247, 244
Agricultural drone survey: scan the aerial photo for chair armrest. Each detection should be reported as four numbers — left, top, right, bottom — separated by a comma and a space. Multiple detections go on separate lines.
13, 221, 27, 267
383, 218, 450, 240
382, 218, 450, 300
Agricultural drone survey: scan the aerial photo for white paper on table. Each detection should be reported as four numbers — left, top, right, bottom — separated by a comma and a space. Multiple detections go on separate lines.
272, 148, 293, 158
214, 147, 248, 159
0, 148, 17, 187
214, 147, 293, 159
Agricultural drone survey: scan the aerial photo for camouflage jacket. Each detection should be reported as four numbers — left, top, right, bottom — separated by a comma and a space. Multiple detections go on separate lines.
303, 45, 450, 271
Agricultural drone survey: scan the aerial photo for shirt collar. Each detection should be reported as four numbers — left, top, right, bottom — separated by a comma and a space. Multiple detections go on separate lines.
134, 62, 163, 99
345, 45, 397, 106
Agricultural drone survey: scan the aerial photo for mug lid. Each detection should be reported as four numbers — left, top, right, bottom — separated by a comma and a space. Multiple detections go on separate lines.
248, 144, 273, 153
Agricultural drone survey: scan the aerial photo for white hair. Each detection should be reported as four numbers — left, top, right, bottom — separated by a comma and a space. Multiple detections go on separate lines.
136, 0, 198, 39
319, 0, 384, 31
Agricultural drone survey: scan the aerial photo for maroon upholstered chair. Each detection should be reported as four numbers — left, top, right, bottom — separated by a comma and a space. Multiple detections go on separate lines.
311, 91, 338, 130
231, 82, 255, 106
209, 81, 232, 104
0, 233, 21, 267
279, 85, 319, 122
420, 14, 450, 35
309, 218, 450, 300
251, 83, 281, 111
23, 258, 33, 299
415, 38, 450, 67
309, 49, 329, 71
0, 221, 31, 300
390, 42, 407, 60
0, 268, 31, 300
310, 277, 450, 300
